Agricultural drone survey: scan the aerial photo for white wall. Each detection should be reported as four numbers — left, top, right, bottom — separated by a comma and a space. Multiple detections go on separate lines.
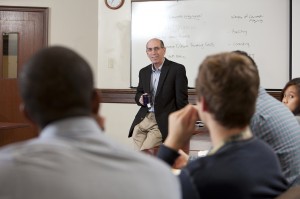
0, 0, 136, 148
0, 0, 99, 82
98, 0, 132, 89
97, 1, 137, 147
101, 103, 138, 148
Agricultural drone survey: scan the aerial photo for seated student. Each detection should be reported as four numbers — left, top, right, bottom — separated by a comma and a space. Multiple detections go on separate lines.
0, 46, 181, 199
174, 51, 300, 187
158, 52, 288, 199
281, 77, 300, 124
236, 51, 300, 187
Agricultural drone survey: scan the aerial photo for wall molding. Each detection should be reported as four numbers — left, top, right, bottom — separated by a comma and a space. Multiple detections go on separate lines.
98, 89, 282, 104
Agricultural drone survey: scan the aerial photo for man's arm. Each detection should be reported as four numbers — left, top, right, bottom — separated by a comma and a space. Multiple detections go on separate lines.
158, 105, 198, 163
135, 70, 146, 106
157, 105, 200, 199
157, 146, 200, 199
179, 169, 201, 199
157, 144, 180, 166
164, 104, 198, 150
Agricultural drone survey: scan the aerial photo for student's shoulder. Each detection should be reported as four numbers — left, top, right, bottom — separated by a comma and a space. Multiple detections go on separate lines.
122, 148, 173, 170
295, 115, 300, 124
0, 138, 71, 162
116, 145, 175, 174
0, 139, 32, 156
0, 140, 36, 171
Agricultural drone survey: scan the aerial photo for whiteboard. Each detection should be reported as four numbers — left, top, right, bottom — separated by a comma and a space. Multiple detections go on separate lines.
292, 0, 300, 78
131, 0, 290, 89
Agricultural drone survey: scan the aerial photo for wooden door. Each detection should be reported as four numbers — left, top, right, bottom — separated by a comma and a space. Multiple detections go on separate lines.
0, 7, 48, 146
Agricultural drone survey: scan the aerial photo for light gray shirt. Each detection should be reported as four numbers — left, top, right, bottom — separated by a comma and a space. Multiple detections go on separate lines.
295, 114, 300, 125
149, 60, 164, 112
0, 117, 180, 199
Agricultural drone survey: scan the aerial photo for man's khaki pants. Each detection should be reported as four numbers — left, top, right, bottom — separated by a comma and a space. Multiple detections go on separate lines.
132, 112, 162, 150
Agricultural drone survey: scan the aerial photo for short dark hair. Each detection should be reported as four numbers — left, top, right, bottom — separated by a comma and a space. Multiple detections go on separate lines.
281, 77, 300, 114
19, 46, 94, 128
232, 50, 257, 68
195, 52, 260, 128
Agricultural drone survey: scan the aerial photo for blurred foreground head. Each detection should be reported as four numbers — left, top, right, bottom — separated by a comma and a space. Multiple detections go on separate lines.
19, 46, 95, 128
195, 52, 260, 128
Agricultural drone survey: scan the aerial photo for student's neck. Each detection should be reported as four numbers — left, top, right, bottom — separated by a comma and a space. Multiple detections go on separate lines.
208, 121, 252, 148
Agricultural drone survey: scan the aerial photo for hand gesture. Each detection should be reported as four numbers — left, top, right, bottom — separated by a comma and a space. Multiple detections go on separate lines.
164, 104, 199, 150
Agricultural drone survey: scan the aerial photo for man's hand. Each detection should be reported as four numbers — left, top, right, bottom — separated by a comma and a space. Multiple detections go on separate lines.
139, 93, 148, 105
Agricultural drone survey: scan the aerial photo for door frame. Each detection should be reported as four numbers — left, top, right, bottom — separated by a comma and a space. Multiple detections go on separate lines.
0, 6, 48, 146
0, 6, 49, 78
0, 6, 48, 46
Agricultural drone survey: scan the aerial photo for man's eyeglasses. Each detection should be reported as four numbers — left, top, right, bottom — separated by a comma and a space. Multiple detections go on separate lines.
146, 47, 164, 52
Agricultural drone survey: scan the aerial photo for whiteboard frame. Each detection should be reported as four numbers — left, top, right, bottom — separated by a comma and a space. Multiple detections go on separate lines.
130, 0, 291, 90
292, 0, 300, 79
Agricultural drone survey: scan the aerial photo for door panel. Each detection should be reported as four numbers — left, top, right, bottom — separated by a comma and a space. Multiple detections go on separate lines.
0, 7, 48, 146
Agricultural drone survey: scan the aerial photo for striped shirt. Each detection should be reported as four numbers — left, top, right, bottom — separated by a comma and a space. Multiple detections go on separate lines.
250, 87, 300, 186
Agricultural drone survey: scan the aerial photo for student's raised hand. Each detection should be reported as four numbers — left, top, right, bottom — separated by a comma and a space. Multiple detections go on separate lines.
164, 104, 199, 150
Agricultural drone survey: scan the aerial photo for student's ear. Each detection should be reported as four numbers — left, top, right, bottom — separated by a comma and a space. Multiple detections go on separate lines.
201, 97, 209, 112
197, 96, 208, 113
91, 89, 101, 114
196, 97, 208, 124
19, 103, 36, 127
91, 89, 105, 131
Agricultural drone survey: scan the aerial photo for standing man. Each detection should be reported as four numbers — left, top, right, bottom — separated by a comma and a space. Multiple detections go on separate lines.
129, 38, 188, 151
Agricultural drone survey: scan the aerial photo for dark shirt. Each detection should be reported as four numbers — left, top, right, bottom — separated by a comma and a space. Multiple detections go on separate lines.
158, 137, 288, 199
